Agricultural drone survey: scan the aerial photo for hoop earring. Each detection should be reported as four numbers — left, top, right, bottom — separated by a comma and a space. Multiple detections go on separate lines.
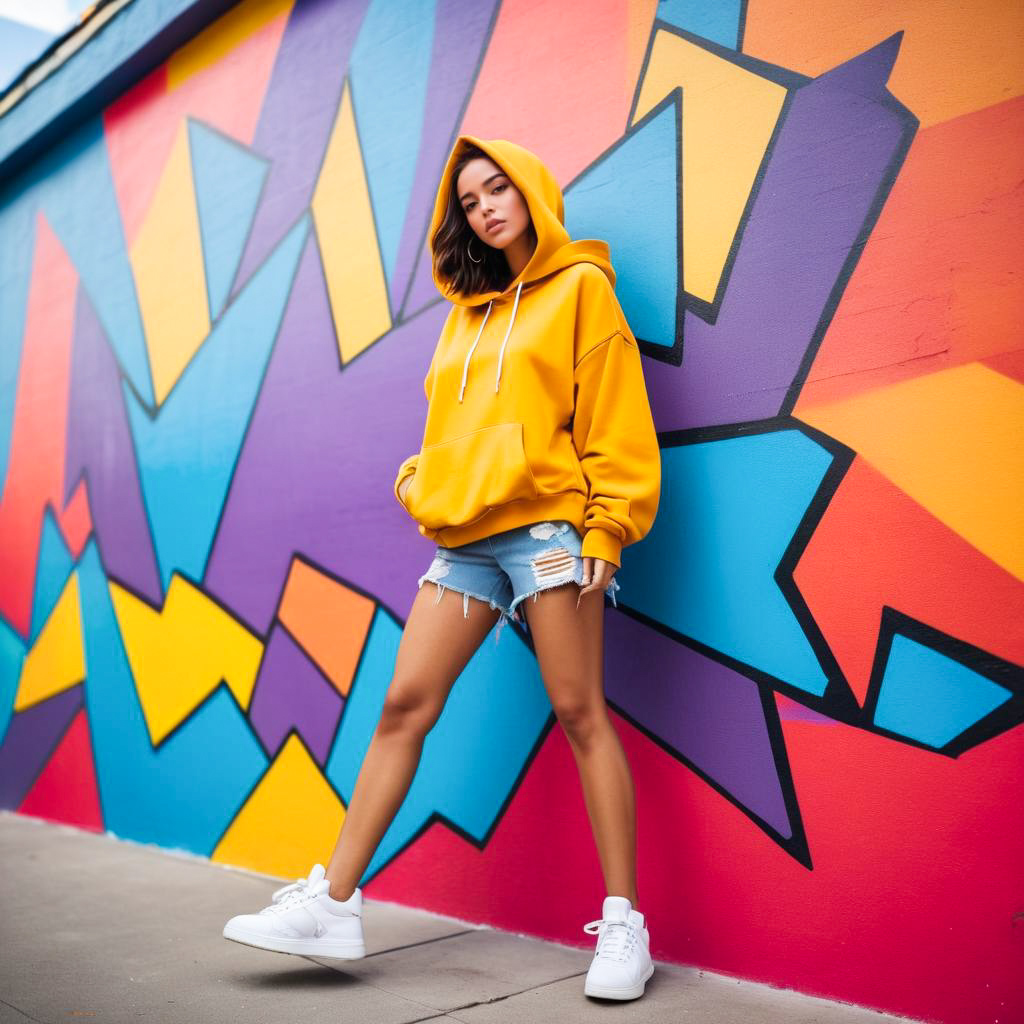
468, 239, 483, 263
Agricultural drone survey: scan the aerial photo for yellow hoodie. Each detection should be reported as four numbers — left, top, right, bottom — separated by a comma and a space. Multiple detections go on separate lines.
393, 135, 661, 569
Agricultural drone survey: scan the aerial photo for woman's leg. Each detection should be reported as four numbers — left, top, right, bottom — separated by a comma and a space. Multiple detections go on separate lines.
521, 584, 639, 908
324, 582, 501, 900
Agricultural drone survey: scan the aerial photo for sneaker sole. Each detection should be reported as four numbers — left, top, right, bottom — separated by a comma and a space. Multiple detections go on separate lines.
222, 921, 366, 960
584, 961, 654, 1000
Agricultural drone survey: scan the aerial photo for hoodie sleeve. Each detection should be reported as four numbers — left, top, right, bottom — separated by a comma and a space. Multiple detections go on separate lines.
571, 328, 661, 568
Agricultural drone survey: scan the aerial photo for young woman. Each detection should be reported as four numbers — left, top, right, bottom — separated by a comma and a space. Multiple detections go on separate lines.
224, 135, 662, 1002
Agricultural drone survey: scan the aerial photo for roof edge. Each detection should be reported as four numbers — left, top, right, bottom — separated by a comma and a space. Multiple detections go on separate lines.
0, 0, 238, 185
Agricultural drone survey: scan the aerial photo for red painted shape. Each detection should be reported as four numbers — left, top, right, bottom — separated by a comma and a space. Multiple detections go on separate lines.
104, 10, 288, 246
797, 95, 1024, 409
18, 709, 103, 833
793, 456, 1024, 705
0, 216, 77, 638
982, 346, 1024, 385
753, 695, 1024, 1024
366, 699, 1023, 1023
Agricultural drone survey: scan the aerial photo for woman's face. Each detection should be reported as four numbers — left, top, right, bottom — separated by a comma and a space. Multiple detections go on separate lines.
456, 156, 531, 251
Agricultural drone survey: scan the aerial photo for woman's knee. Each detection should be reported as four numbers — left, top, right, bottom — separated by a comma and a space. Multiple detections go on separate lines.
378, 680, 442, 736
551, 696, 606, 745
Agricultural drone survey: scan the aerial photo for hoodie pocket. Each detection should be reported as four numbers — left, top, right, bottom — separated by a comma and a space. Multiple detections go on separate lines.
402, 422, 539, 529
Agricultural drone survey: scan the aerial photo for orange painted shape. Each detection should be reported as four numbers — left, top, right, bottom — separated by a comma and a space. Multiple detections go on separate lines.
60, 477, 93, 561
104, 7, 288, 246
460, 0, 643, 186
277, 561, 376, 698
744, 0, 1024, 128
18, 708, 103, 833
793, 457, 1024, 705
0, 216, 77, 638
797, 95, 1024, 411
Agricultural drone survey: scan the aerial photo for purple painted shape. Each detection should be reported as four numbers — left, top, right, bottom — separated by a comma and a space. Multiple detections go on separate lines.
644, 35, 913, 430
605, 612, 792, 837
0, 686, 82, 809
230, 0, 372, 300
65, 287, 162, 604
393, 0, 500, 315
206, 231, 446, 633
248, 623, 343, 764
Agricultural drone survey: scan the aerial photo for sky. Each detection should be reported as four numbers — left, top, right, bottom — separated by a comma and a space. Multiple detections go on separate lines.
0, 0, 97, 94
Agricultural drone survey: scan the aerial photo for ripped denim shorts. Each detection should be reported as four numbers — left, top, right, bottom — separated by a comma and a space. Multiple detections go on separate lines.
416, 520, 621, 644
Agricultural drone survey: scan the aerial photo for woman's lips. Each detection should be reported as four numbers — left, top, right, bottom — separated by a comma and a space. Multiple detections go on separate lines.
486, 221, 505, 233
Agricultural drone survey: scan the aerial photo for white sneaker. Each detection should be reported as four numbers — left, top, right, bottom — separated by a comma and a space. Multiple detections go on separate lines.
222, 863, 366, 960
582, 895, 654, 1000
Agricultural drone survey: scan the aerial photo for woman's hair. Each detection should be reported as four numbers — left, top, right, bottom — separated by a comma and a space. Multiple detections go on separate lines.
431, 144, 536, 298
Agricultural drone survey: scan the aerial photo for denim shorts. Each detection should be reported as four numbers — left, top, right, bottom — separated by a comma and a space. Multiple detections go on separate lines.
416, 520, 621, 644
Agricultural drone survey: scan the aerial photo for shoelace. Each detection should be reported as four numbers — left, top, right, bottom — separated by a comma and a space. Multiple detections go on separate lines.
262, 876, 316, 915
582, 918, 637, 961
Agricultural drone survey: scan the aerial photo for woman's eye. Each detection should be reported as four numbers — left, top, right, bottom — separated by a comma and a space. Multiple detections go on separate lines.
494, 184, 506, 193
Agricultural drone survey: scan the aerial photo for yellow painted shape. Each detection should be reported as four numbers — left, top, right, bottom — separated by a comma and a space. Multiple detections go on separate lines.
108, 575, 263, 746
632, 28, 787, 304
311, 80, 392, 364
167, 0, 295, 91
14, 573, 85, 711
210, 733, 345, 879
796, 362, 1024, 580
129, 122, 211, 407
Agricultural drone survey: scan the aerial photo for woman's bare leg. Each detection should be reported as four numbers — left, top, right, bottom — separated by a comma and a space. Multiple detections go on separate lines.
521, 582, 640, 909
324, 583, 500, 900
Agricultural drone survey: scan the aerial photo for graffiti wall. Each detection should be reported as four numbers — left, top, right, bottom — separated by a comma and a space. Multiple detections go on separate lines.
1, 1, 1021, 1021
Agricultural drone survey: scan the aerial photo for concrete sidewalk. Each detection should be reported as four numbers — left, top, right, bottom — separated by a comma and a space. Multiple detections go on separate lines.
0, 812, 921, 1024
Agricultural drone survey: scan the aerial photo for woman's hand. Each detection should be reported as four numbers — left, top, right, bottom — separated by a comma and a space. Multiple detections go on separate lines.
577, 556, 617, 609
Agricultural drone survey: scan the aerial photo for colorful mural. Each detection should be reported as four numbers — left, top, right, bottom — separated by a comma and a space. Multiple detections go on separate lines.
1, 2, 1021, 1022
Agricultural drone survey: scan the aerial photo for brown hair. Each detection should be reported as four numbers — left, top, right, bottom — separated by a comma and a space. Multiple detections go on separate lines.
431, 144, 536, 299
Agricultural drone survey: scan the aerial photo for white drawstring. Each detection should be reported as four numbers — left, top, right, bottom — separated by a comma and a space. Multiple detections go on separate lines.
456, 280, 524, 402
494, 280, 524, 392
458, 300, 493, 403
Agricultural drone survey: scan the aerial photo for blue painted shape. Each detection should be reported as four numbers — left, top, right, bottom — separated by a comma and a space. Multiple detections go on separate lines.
0, 189, 36, 490
874, 634, 1012, 748
0, 618, 27, 749
621, 431, 833, 695
656, 0, 744, 49
76, 538, 267, 854
326, 607, 552, 880
349, 0, 436, 285
188, 120, 268, 320
30, 506, 76, 645
124, 214, 310, 592
564, 101, 678, 349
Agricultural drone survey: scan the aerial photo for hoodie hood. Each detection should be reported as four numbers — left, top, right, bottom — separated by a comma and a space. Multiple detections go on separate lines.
429, 134, 616, 305
428, 134, 616, 399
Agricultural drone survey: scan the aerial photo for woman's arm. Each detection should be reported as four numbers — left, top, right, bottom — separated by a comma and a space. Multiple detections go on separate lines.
571, 329, 661, 568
